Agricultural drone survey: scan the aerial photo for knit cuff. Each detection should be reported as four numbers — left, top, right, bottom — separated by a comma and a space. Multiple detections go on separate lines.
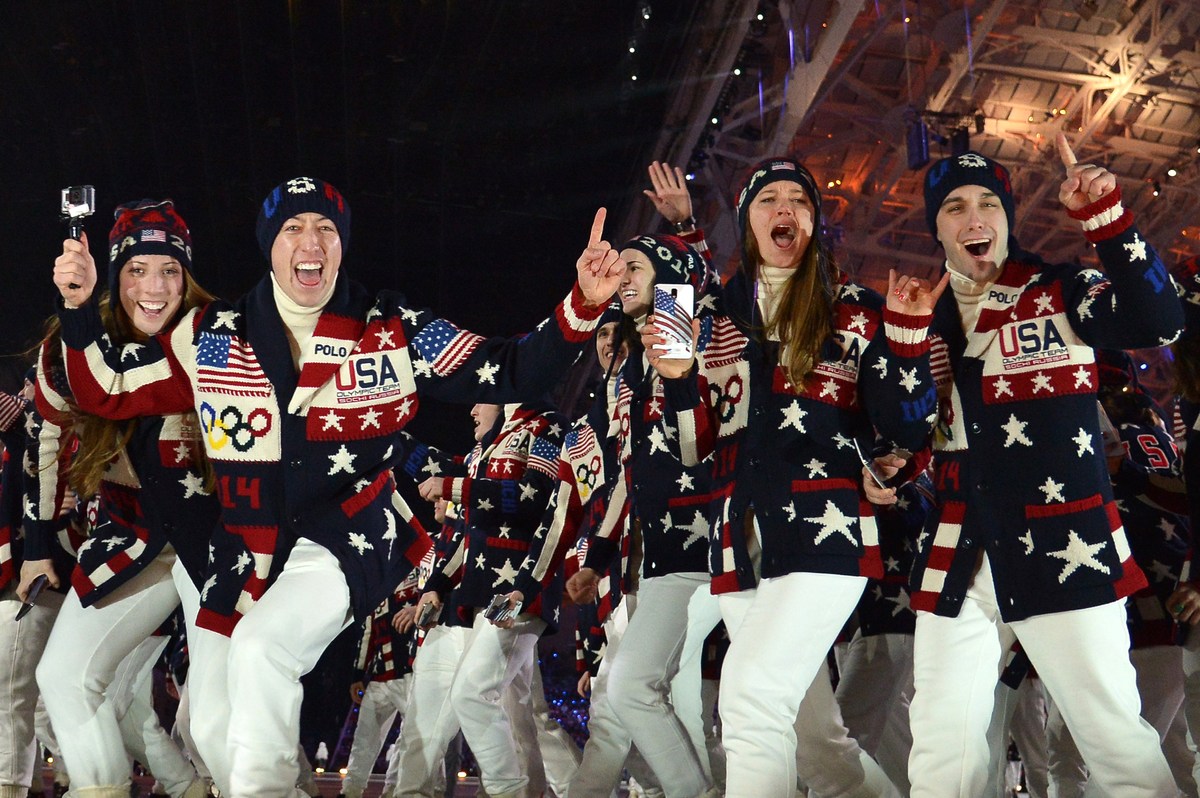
443, 477, 465, 504
1067, 187, 1132, 242
883, 309, 933, 357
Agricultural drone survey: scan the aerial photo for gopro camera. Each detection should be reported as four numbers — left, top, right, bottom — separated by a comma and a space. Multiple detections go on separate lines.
416, 599, 442, 628
61, 185, 96, 228
483, 593, 522, 623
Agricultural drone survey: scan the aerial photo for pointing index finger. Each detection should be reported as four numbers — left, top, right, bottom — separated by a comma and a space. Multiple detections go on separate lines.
588, 208, 607, 247
1055, 132, 1078, 168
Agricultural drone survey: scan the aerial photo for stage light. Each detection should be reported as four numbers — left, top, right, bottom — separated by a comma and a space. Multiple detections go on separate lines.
1153, 181, 1161, 196
1167, 168, 1178, 177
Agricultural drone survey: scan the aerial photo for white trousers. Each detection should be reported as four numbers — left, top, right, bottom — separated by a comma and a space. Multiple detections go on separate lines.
0, 586, 64, 793
37, 552, 196, 793
394, 624, 470, 798
909, 556, 1173, 798
717, 571, 873, 798
834, 631, 914, 796
188, 538, 351, 798
507, 658, 581, 796
606, 571, 721, 798
449, 612, 546, 798
343, 677, 410, 798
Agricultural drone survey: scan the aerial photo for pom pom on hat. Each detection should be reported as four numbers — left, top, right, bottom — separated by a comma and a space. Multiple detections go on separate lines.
255, 176, 351, 260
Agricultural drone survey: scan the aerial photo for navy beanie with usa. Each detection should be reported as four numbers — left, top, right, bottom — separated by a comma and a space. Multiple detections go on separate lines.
108, 199, 193, 297
923, 151, 1017, 248
255, 176, 351, 260
620, 234, 713, 296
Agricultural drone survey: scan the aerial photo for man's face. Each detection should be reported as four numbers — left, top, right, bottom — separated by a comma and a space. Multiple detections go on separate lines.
470, 404, 502, 442
935, 184, 1009, 283
270, 212, 342, 307
595, 321, 628, 373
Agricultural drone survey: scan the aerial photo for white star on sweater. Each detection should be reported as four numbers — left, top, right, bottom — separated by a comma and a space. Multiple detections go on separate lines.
173, 441, 190, 463
1124, 234, 1147, 262
819, 379, 840, 401
677, 472, 695, 491
120, 344, 143, 362
396, 398, 414, 421
476, 361, 499, 385
1146, 559, 1175, 583
492, 558, 519, 587
885, 556, 900, 572
780, 402, 808, 432
1046, 531, 1110, 583
201, 575, 217, 601
1034, 293, 1054, 315
413, 360, 433, 378
498, 524, 512, 538
848, 313, 868, 334
214, 310, 240, 330
1038, 476, 1066, 503
840, 283, 864, 301
328, 445, 357, 475
1031, 372, 1054, 394
885, 590, 912, 617
401, 308, 422, 323
681, 511, 709, 549
832, 432, 854, 450
1078, 296, 1095, 320
1072, 428, 1094, 457
360, 408, 382, 430
520, 483, 537, 502
476, 497, 493, 512
994, 377, 1013, 398
1073, 367, 1092, 389
805, 459, 828, 479
232, 551, 252, 575
806, 501, 857, 546
180, 471, 209, 499
647, 426, 669, 455
321, 410, 344, 432
1159, 518, 1180, 541
872, 356, 888, 380
104, 537, 127, 551
475, 554, 487, 570
348, 532, 373, 555
1001, 414, 1033, 447
376, 330, 395, 348
1019, 530, 1035, 555
898, 367, 921, 394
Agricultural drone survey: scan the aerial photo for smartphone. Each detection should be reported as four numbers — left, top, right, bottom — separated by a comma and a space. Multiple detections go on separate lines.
482, 593, 522, 623
16, 574, 48, 621
416, 599, 442, 628
853, 439, 890, 490
652, 284, 694, 360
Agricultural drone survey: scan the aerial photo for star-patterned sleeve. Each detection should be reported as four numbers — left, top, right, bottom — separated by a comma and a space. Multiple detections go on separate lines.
661, 370, 717, 468
1063, 188, 1184, 349
392, 431, 467, 485
23, 344, 77, 562
56, 299, 198, 420
402, 285, 603, 407
424, 516, 468, 598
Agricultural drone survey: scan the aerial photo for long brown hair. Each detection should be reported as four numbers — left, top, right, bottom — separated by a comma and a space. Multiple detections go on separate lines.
744, 231, 841, 390
38, 269, 216, 497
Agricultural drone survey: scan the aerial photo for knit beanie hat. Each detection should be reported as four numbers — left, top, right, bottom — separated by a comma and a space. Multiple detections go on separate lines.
620, 234, 713, 296
1171, 255, 1200, 334
734, 158, 822, 250
923, 151, 1017, 250
255, 176, 351, 260
1095, 349, 1140, 393
108, 199, 193, 296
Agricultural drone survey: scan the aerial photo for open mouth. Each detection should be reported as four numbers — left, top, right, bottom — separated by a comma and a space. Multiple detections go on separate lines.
771, 223, 796, 248
963, 238, 992, 258
296, 262, 323, 287
138, 301, 167, 316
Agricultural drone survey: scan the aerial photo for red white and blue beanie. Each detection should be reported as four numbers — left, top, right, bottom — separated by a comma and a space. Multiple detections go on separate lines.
108, 199, 193, 296
255, 176, 351, 260
923, 151, 1016, 246
734, 158, 822, 243
620, 234, 712, 296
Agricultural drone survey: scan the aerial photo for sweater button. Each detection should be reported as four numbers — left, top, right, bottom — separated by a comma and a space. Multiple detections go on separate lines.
748, 457, 761, 467
290, 459, 302, 469
970, 422, 981, 434
961, 537, 974, 548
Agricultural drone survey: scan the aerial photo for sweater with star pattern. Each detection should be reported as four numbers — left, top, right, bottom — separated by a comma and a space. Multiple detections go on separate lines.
908, 191, 1185, 621
57, 273, 603, 635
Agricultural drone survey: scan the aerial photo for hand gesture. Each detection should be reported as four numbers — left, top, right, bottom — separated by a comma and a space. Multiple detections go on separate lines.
862, 452, 908, 506
54, 234, 98, 308
1056, 132, 1117, 212
576, 208, 625, 307
417, 477, 444, 503
643, 161, 693, 225
641, 317, 700, 380
886, 270, 950, 316
17, 559, 59, 603
566, 567, 601, 604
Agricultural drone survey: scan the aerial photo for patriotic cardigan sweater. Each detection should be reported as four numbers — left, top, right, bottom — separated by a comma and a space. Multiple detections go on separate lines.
1112, 419, 1189, 648
855, 472, 933, 637
354, 568, 422, 684
0, 393, 81, 591
58, 273, 602, 635
663, 271, 937, 593
28, 345, 219, 604
424, 403, 567, 628
908, 193, 1186, 621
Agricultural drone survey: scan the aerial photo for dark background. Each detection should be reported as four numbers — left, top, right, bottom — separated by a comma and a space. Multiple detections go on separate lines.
1, 0, 698, 754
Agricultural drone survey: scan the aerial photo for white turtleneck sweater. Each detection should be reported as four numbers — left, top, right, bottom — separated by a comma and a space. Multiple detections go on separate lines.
945, 261, 1003, 359
754, 264, 795, 339
270, 273, 337, 370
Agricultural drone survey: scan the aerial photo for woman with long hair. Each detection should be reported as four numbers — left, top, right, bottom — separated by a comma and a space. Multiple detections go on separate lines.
642, 157, 946, 797
21, 200, 219, 798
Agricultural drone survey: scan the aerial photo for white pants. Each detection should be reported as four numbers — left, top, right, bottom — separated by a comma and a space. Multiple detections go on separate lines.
394, 624, 470, 798
507, 658, 581, 796
188, 538, 351, 798
834, 631, 914, 796
0, 586, 64, 794
909, 556, 1173, 798
343, 677, 410, 798
570, 598, 664, 798
37, 552, 196, 793
1009, 677, 1049, 798
717, 571, 872, 798
449, 612, 546, 798
606, 572, 720, 798
34, 696, 69, 788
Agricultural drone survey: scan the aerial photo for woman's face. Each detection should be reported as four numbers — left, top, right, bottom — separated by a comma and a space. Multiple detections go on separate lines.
618, 249, 655, 317
470, 403, 502, 442
595, 321, 628, 373
118, 255, 185, 336
747, 180, 815, 269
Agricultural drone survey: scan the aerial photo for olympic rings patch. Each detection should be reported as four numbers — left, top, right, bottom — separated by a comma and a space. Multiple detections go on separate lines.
200, 401, 273, 452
